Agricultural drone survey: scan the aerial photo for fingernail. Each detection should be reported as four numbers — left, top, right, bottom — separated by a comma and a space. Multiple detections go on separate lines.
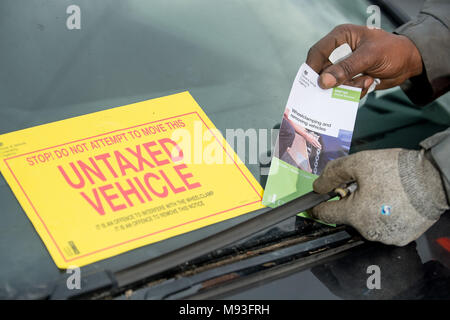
319, 73, 337, 88
364, 78, 372, 88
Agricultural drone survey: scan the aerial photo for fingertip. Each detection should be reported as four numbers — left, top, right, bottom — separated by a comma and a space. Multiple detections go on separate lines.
313, 176, 330, 194
310, 203, 324, 220
319, 73, 337, 89
310, 202, 332, 224
309, 206, 320, 220
363, 77, 374, 89
311, 201, 347, 225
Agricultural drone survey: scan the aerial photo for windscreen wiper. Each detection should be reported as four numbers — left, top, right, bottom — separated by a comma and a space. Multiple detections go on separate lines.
51, 183, 357, 299
114, 184, 357, 286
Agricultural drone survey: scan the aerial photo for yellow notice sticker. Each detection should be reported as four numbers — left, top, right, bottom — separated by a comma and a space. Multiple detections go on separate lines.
0, 92, 264, 268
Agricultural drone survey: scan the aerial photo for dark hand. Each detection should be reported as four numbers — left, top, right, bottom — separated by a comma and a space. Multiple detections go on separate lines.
306, 24, 423, 97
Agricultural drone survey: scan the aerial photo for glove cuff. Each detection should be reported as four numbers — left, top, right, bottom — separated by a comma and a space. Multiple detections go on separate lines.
420, 128, 450, 205
398, 149, 449, 221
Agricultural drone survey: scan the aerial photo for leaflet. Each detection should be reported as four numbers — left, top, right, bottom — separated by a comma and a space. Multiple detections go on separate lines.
0, 91, 264, 268
262, 63, 360, 219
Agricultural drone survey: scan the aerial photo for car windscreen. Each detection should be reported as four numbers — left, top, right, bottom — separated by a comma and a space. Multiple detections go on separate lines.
0, 0, 400, 299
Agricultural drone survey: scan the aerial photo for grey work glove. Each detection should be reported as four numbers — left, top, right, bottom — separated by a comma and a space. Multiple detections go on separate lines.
311, 148, 449, 246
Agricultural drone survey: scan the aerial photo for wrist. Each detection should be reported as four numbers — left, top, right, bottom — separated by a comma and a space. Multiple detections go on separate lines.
398, 34, 423, 78
398, 149, 448, 220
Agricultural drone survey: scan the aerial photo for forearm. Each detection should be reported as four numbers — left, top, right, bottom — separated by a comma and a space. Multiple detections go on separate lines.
395, 0, 450, 105
285, 118, 308, 137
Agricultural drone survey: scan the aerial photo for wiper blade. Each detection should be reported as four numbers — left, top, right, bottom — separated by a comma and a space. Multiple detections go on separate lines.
114, 188, 340, 288
51, 184, 356, 299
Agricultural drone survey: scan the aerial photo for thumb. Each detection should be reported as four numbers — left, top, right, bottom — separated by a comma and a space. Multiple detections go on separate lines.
313, 154, 359, 194
318, 46, 374, 88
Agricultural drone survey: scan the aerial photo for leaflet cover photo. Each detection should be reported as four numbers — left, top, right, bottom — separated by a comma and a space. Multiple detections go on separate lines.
262, 63, 361, 221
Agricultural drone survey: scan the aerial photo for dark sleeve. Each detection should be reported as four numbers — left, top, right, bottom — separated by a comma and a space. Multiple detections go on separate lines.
395, 0, 450, 106
420, 128, 450, 205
